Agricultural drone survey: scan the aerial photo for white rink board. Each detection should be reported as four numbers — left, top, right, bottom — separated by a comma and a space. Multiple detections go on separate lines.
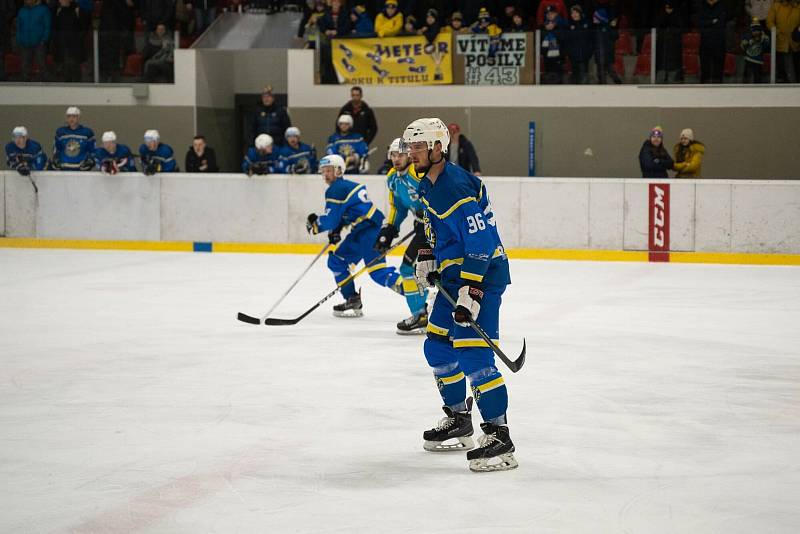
1, 248, 799, 533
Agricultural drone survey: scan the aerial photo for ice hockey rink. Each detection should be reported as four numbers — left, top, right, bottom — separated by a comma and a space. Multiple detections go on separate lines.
1, 247, 799, 533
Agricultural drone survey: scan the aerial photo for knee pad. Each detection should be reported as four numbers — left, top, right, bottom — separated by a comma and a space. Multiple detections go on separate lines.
327, 253, 348, 276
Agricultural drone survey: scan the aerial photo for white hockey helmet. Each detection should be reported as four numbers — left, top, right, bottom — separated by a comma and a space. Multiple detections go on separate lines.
284, 126, 301, 139
66, 106, 81, 116
387, 137, 402, 159
319, 154, 346, 177
12, 126, 28, 138
144, 129, 160, 142
337, 114, 354, 126
401, 117, 449, 154
255, 133, 273, 149
102, 131, 117, 143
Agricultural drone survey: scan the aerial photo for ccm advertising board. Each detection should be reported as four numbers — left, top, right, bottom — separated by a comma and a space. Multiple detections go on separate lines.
332, 35, 453, 85
455, 32, 527, 85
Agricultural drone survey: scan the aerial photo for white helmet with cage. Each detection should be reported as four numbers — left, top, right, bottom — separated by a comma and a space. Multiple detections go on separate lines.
319, 154, 346, 177
387, 137, 402, 160
401, 118, 449, 154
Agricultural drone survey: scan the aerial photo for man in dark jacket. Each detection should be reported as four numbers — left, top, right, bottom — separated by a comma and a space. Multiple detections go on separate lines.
337, 86, 378, 145
251, 85, 292, 147
638, 126, 674, 178
562, 4, 592, 84
53, 0, 84, 82
99, 0, 136, 82
699, 0, 726, 83
185, 135, 219, 172
655, 0, 686, 83
447, 123, 482, 175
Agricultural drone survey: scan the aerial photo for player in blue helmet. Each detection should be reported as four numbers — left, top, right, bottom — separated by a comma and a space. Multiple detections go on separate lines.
139, 130, 178, 175
325, 114, 369, 175
306, 154, 406, 318
94, 131, 136, 174
5, 126, 47, 176
243, 134, 278, 175
277, 127, 317, 174
403, 117, 517, 472
52, 106, 95, 171
374, 137, 429, 335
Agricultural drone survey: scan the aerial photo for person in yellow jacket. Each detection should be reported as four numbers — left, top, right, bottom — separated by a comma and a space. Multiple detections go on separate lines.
767, 0, 800, 82
672, 128, 705, 178
374, 0, 403, 38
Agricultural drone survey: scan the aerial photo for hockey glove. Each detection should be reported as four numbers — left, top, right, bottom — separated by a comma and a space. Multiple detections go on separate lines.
415, 248, 439, 289
453, 284, 483, 326
328, 230, 341, 245
143, 161, 158, 176
374, 224, 399, 252
17, 164, 31, 177
101, 160, 119, 175
79, 157, 96, 171
306, 213, 319, 234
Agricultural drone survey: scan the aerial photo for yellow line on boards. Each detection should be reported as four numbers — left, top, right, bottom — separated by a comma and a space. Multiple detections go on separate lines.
0, 238, 193, 252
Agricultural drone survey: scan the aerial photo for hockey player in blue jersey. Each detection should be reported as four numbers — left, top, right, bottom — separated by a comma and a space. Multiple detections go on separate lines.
325, 114, 369, 175
139, 130, 177, 175
402, 117, 517, 472
306, 154, 405, 318
94, 131, 136, 174
277, 127, 317, 174
52, 106, 95, 171
5, 126, 47, 176
374, 137, 429, 335
242, 134, 277, 176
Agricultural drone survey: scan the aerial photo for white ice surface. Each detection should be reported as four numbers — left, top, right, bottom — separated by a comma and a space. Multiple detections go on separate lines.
1, 248, 799, 534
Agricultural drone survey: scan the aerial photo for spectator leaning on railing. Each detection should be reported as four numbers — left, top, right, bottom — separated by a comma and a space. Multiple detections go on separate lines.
767, 0, 800, 83
349, 5, 374, 37
53, 107, 95, 171
16, 0, 52, 82
672, 128, 705, 178
375, 0, 402, 37
243, 134, 277, 176
139, 130, 178, 175
5, 127, 47, 176
326, 114, 369, 175
185, 135, 219, 172
638, 126, 674, 179
441, 11, 466, 34
95, 131, 136, 173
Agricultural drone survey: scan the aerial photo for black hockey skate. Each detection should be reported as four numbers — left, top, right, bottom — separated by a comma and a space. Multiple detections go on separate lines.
467, 422, 518, 472
332, 291, 363, 318
396, 308, 428, 335
423, 397, 474, 452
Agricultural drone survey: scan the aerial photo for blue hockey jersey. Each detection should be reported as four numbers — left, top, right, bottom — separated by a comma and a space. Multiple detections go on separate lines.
386, 163, 424, 229
54, 124, 95, 170
242, 147, 277, 174
277, 142, 317, 174
325, 132, 368, 173
315, 177, 383, 233
139, 142, 177, 172
5, 139, 47, 171
418, 162, 510, 287
94, 144, 137, 172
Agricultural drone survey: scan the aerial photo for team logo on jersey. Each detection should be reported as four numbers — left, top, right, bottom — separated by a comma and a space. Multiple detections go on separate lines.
339, 144, 353, 157
65, 140, 81, 157
435, 376, 445, 392
471, 384, 481, 402
423, 210, 436, 247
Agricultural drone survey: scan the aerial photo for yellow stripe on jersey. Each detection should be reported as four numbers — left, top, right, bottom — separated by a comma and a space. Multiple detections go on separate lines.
460, 271, 484, 282
475, 376, 505, 394
351, 205, 377, 227
325, 183, 365, 204
453, 338, 500, 349
387, 190, 398, 226
439, 371, 465, 385
439, 258, 464, 272
421, 196, 476, 219
426, 321, 449, 337
402, 278, 420, 293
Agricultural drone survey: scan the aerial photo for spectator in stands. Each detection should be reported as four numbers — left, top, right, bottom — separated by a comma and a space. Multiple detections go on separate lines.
187, 0, 217, 35
402, 14, 417, 34
417, 8, 441, 49
252, 85, 292, 147
447, 123, 481, 175
747, 0, 773, 30
52, 0, 84, 82
278, 126, 317, 174
499, 3, 522, 31
243, 134, 277, 175
699, 0, 727, 83
139, 130, 178, 174
505, 11, 527, 32
592, 0, 622, 83
326, 114, 369, 174
562, 4, 592, 84
672, 128, 705, 178
143, 22, 175, 82
5, 126, 47, 175
338, 86, 378, 145
185, 135, 219, 172
741, 18, 770, 83
99, 0, 136, 83
375, 0, 402, 37
638, 126, 674, 178
16, 0, 52, 82
0, 0, 16, 81
349, 5, 374, 37
470, 7, 502, 36
540, 6, 564, 84
655, 0, 686, 84
537, 0, 568, 26
95, 131, 136, 173
298, 0, 328, 47
53, 107, 95, 170
767, 0, 800, 83
140, 0, 176, 31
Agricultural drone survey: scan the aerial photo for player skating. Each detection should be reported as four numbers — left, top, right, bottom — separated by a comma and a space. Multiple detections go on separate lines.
402, 118, 517, 472
374, 138, 429, 335
306, 154, 405, 318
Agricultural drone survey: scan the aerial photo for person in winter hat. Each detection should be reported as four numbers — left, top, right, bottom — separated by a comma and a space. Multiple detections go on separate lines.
741, 18, 771, 83
672, 128, 706, 178
639, 126, 674, 178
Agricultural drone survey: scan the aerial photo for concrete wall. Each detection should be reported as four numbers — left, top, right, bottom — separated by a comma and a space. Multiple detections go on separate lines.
3, 171, 799, 255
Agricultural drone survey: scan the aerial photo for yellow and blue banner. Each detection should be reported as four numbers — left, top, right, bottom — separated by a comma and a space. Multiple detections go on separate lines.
331, 34, 453, 85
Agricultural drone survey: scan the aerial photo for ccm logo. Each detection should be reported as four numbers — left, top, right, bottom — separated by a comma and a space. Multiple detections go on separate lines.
648, 184, 670, 262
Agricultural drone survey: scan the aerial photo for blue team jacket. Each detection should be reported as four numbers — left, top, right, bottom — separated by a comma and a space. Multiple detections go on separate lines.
94, 144, 137, 172
418, 162, 510, 287
386, 163, 424, 230
315, 177, 383, 233
277, 142, 318, 174
54, 125, 96, 169
139, 143, 177, 172
5, 139, 48, 171
242, 147, 277, 174
325, 132, 368, 173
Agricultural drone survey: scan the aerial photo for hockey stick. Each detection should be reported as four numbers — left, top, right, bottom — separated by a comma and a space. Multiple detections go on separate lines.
433, 280, 526, 373
264, 229, 415, 326
237, 242, 331, 325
